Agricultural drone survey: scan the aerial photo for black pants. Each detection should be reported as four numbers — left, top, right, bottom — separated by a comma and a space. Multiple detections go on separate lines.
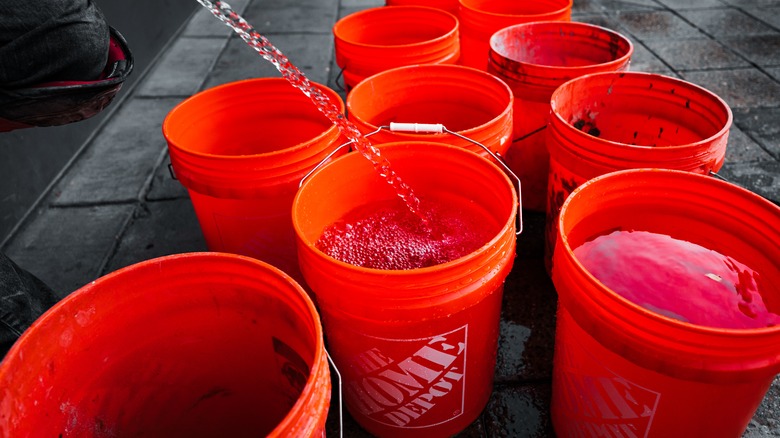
0, 0, 109, 357
0, 253, 59, 359
0, 0, 109, 87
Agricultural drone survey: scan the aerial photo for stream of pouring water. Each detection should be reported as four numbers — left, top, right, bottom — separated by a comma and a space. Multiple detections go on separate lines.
195, 0, 424, 219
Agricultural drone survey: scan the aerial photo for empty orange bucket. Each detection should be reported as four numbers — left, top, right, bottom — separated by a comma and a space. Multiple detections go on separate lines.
458, 0, 572, 69
545, 71, 732, 271
385, 0, 459, 17
488, 21, 633, 212
163, 78, 345, 286
292, 142, 517, 436
346, 64, 513, 157
551, 169, 780, 437
0, 252, 331, 437
333, 6, 460, 91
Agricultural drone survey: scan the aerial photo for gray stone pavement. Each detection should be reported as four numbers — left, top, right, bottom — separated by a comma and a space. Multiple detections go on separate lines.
3, 0, 780, 436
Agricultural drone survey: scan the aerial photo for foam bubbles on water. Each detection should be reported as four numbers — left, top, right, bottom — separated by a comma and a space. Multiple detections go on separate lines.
317, 198, 494, 270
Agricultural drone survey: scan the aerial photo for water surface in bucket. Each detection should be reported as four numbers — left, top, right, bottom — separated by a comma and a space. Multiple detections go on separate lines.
316, 196, 497, 270
196, 0, 425, 220
497, 40, 614, 68
574, 230, 780, 329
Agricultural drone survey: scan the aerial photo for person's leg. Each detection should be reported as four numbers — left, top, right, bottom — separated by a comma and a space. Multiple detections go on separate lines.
0, 0, 110, 88
0, 252, 59, 358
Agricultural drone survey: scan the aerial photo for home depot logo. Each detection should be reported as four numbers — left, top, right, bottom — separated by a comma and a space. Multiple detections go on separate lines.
555, 328, 661, 438
345, 325, 467, 429
556, 370, 660, 437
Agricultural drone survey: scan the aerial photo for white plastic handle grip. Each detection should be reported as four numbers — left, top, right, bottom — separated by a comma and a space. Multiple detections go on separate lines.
389, 122, 445, 134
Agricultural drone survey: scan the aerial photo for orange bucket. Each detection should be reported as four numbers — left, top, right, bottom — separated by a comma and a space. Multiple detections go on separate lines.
551, 169, 780, 437
346, 64, 513, 157
385, 0, 459, 17
163, 78, 345, 286
333, 6, 460, 91
545, 71, 732, 272
458, 0, 572, 69
292, 142, 517, 436
0, 253, 331, 437
488, 21, 633, 212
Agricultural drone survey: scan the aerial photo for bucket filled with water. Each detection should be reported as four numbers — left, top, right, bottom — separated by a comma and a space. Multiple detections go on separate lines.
551, 169, 780, 437
333, 5, 460, 91
488, 21, 633, 211
457, 0, 572, 69
292, 142, 518, 436
0, 252, 331, 437
163, 78, 346, 286
545, 71, 732, 271
346, 64, 513, 157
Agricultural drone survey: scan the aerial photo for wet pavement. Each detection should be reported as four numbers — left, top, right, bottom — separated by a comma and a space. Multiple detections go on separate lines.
3, 0, 780, 436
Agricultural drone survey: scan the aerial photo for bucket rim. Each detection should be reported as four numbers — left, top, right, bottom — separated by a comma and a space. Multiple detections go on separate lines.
0, 251, 327, 356
162, 78, 343, 161
0, 251, 331, 435
346, 63, 514, 141
459, 0, 573, 19
558, 168, 780, 337
332, 5, 459, 50
549, 71, 733, 152
293, 141, 518, 277
488, 21, 634, 74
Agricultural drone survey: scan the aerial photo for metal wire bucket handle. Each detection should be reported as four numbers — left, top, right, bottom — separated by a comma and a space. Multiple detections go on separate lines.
326, 348, 343, 438
300, 123, 524, 235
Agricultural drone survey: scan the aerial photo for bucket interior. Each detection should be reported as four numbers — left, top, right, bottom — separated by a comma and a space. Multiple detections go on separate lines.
0, 254, 323, 437
294, 142, 514, 257
552, 73, 731, 147
491, 22, 632, 68
348, 65, 510, 132
562, 170, 780, 323
164, 79, 339, 157
335, 7, 456, 46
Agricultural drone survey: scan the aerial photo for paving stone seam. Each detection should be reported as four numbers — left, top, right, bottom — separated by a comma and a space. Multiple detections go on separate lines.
730, 123, 780, 162
0, 114, 127, 251
652, 3, 780, 81
137, 148, 171, 202
95, 203, 142, 278
732, 5, 780, 33
78, 138, 176, 276
596, 9, 683, 75
172, 36, 231, 95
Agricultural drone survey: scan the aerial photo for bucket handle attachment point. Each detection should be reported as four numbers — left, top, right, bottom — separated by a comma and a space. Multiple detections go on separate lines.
334, 67, 347, 92
299, 123, 524, 235
709, 170, 729, 183
708, 170, 779, 207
